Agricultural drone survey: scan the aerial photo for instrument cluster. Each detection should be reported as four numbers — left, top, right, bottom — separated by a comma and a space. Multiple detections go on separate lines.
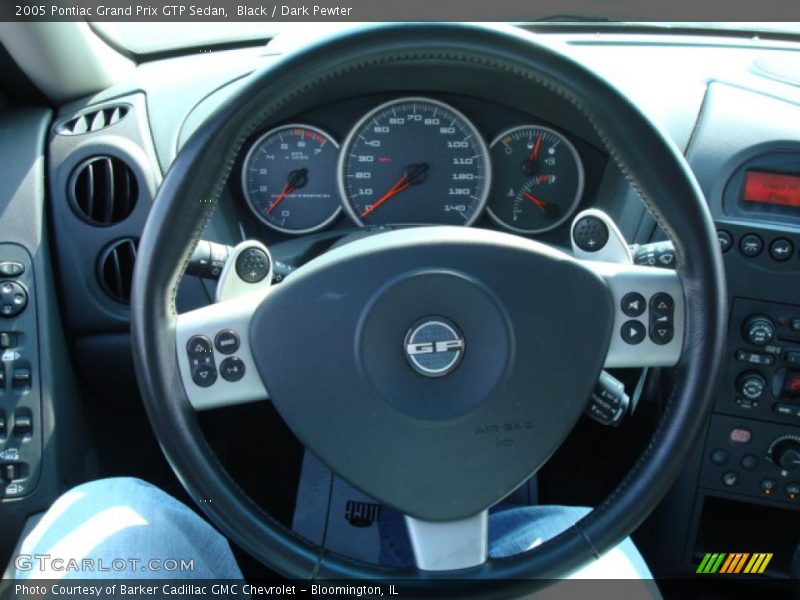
240, 96, 588, 237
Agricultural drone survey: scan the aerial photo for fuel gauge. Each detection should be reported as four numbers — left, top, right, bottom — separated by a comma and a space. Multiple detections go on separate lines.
487, 125, 584, 234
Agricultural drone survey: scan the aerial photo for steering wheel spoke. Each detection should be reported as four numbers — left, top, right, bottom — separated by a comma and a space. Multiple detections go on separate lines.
405, 511, 489, 571
176, 289, 270, 410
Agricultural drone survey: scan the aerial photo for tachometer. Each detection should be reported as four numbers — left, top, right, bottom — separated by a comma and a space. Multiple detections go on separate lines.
242, 124, 341, 234
338, 98, 490, 226
486, 125, 584, 234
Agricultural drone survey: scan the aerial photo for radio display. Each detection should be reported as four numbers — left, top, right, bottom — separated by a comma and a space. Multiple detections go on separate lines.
743, 170, 800, 209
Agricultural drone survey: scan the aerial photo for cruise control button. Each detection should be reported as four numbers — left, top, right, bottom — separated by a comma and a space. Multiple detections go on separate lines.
769, 238, 794, 262
220, 357, 245, 382
214, 330, 240, 355
717, 230, 732, 253
621, 292, 646, 317
650, 323, 674, 345
187, 335, 213, 359
650, 293, 674, 316
191, 364, 217, 387
740, 234, 763, 257
621, 320, 647, 345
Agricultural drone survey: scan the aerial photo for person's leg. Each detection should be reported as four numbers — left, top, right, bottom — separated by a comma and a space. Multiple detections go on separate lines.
14, 477, 242, 580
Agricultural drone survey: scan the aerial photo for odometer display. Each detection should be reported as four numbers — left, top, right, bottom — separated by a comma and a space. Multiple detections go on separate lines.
338, 98, 490, 226
242, 124, 341, 234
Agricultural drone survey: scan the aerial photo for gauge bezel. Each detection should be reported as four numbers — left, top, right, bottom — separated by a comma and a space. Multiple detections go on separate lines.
486, 124, 585, 235
241, 123, 342, 235
337, 97, 491, 228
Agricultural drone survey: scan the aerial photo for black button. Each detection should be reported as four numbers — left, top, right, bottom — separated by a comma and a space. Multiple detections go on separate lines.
186, 335, 213, 359
214, 330, 240, 355
774, 403, 800, 417
710, 449, 729, 466
235, 247, 271, 283
0, 332, 16, 349
740, 234, 763, 257
12, 368, 31, 387
790, 319, 800, 333
650, 293, 674, 316
621, 320, 647, 345
786, 483, 800, 500
722, 472, 738, 487
220, 357, 245, 382
787, 352, 800, 367
736, 349, 775, 366
769, 238, 794, 262
3, 464, 18, 482
741, 455, 759, 471
13, 413, 32, 434
650, 322, 674, 345
760, 478, 777, 495
717, 230, 733, 253
0, 281, 27, 318
621, 292, 646, 317
0, 262, 24, 277
572, 216, 609, 252
191, 364, 217, 387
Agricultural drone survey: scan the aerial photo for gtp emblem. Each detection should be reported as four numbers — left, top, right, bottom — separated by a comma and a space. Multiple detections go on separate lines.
404, 317, 465, 378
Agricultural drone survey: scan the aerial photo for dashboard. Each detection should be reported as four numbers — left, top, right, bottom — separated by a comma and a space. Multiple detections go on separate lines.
232, 93, 606, 245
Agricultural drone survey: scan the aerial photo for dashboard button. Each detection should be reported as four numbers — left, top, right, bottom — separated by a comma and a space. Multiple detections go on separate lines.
743, 315, 775, 346
0, 262, 24, 277
760, 478, 777, 495
621, 292, 646, 317
717, 230, 733, 253
621, 320, 646, 345
220, 357, 245, 382
769, 238, 794, 262
739, 234, 763, 257
730, 428, 751, 444
790, 319, 800, 333
786, 483, 800, 501
187, 335, 213, 359
214, 330, 240, 355
0, 281, 27, 318
722, 472, 738, 487
0, 332, 16, 349
736, 349, 774, 366
737, 372, 767, 401
787, 352, 800, 367
741, 455, 759, 471
710, 449, 729, 466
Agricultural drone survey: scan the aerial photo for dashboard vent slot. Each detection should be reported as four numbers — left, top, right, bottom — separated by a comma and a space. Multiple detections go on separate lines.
69, 156, 138, 225
98, 238, 138, 304
59, 105, 130, 135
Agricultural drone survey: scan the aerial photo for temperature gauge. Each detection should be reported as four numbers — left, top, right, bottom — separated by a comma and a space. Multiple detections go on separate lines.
487, 125, 584, 234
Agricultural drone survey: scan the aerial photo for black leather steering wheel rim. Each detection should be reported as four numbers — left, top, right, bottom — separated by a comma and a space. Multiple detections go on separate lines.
131, 23, 726, 592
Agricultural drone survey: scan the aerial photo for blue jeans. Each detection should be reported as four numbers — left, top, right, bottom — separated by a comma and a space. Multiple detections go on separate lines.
13, 477, 654, 582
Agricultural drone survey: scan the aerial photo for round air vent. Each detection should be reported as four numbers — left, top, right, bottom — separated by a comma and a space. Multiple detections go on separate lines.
98, 238, 138, 304
70, 156, 138, 225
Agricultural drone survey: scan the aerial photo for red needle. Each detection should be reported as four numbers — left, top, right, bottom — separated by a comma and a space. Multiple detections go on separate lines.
360, 175, 412, 218
267, 183, 294, 214
522, 191, 548, 212
529, 135, 542, 161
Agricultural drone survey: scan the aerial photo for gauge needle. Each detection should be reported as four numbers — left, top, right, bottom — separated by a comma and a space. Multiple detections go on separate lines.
522, 191, 560, 219
267, 168, 308, 214
522, 191, 548, 211
360, 163, 428, 218
529, 135, 542, 161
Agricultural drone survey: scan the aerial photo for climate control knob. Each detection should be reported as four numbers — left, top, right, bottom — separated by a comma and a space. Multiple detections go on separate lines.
743, 315, 775, 347
737, 371, 768, 401
769, 437, 800, 471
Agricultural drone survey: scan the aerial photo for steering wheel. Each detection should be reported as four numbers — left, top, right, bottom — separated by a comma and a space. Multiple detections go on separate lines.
131, 23, 726, 593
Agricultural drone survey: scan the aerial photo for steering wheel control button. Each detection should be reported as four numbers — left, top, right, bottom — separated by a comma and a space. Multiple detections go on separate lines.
403, 317, 465, 378
650, 293, 675, 316
0, 281, 27, 318
648, 292, 675, 345
191, 364, 217, 387
729, 427, 752, 444
743, 315, 775, 346
741, 455, 759, 471
650, 323, 674, 345
235, 247, 271, 283
739, 233, 763, 257
717, 230, 733, 253
722, 472, 739, 487
770, 238, 794, 262
710, 449, 729, 466
187, 335, 213, 358
572, 216, 609, 252
220, 357, 246, 382
0, 262, 24, 277
621, 292, 646, 317
214, 330, 240, 355
621, 320, 646, 345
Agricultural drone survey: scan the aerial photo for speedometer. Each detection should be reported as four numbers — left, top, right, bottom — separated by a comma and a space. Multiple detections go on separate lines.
338, 98, 490, 226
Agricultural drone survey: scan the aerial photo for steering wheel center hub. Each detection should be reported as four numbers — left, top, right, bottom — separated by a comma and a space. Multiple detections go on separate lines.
404, 316, 466, 378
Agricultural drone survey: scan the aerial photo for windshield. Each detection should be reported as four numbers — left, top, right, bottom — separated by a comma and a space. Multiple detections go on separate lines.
94, 21, 800, 55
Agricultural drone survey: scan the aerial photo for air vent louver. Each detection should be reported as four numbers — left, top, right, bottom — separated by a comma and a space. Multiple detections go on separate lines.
98, 238, 138, 304
59, 105, 129, 135
70, 156, 138, 225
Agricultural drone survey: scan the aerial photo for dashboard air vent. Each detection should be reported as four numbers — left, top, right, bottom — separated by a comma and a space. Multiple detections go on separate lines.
70, 156, 138, 225
59, 105, 130, 135
98, 238, 138, 304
